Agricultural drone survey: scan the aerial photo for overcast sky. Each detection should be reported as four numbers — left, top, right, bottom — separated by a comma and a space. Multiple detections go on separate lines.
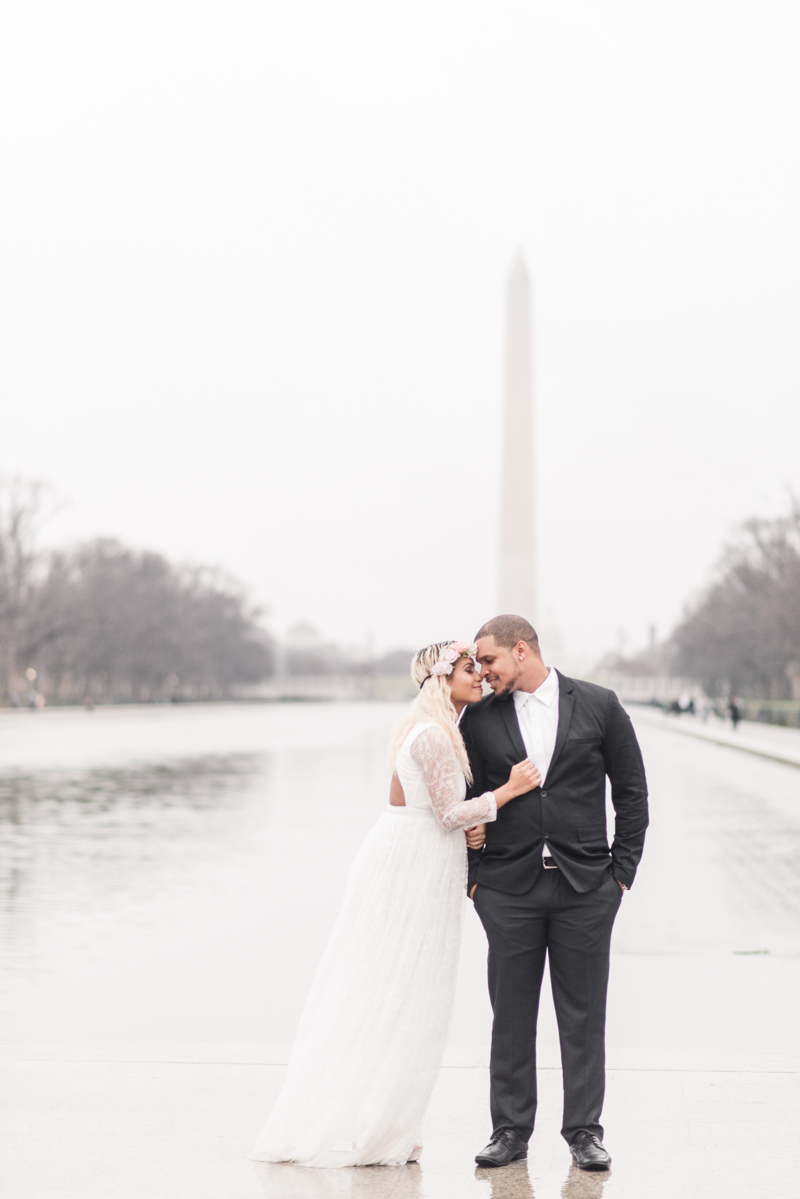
2, 1, 799, 664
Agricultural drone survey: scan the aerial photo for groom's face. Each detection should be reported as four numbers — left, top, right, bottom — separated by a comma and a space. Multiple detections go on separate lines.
475, 636, 522, 698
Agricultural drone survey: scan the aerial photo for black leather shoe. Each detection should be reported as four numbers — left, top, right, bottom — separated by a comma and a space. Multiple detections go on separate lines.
474, 1128, 528, 1167
569, 1132, 611, 1171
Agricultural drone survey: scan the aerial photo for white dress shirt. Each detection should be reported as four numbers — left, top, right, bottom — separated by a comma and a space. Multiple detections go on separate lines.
513, 667, 560, 858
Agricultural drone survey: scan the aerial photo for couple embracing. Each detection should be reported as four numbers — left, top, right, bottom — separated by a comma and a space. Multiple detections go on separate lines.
250, 614, 649, 1174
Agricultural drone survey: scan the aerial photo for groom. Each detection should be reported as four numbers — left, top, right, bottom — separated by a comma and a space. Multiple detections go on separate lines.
461, 614, 648, 1172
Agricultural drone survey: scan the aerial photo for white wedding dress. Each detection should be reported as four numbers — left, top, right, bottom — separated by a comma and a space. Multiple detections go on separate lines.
249, 720, 497, 1168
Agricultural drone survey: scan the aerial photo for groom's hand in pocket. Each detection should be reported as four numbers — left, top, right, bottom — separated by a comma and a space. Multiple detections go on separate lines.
465, 824, 486, 850
469, 884, 478, 900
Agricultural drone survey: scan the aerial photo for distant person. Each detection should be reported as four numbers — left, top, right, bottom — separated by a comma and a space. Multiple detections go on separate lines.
728, 695, 743, 730
461, 615, 649, 1173
249, 641, 539, 1168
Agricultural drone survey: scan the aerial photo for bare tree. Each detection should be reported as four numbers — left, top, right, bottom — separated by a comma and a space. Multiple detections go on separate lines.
22, 540, 274, 703
670, 499, 800, 698
0, 478, 52, 700
1, 476, 274, 704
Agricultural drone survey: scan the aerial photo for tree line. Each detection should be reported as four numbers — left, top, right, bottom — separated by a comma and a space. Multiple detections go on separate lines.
0, 480, 273, 704
669, 499, 800, 699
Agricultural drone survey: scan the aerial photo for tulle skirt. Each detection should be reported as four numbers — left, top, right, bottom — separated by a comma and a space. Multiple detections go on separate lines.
248, 804, 467, 1167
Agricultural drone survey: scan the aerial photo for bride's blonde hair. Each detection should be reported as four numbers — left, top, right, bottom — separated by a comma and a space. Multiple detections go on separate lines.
388, 642, 474, 782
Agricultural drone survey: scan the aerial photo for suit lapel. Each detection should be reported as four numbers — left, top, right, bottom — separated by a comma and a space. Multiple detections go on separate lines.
498, 695, 527, 762
548, 671, 575, 776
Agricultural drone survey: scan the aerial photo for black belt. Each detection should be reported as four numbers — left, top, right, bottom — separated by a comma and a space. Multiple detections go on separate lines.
543, 855, 558, 870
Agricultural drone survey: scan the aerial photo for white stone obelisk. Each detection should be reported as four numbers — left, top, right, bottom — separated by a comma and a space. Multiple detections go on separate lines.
497, 253, 536, 620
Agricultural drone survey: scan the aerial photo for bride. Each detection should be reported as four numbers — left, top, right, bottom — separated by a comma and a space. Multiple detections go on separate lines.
249, 640, 539, 1168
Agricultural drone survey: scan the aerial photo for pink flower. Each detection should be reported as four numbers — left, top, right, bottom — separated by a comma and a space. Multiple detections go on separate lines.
450, 641, 469, 654
431, 661, 453, 677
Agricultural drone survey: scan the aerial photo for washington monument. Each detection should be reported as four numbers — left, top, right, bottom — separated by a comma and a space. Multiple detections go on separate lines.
497, 252, 536, 619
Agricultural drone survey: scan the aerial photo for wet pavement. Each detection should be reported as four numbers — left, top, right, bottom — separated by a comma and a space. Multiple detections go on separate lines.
0, 703, 798, 1196
3, 1051, 798, 1198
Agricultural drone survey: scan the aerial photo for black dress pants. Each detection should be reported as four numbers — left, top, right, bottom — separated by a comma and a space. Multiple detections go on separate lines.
473, 866, 622, 1145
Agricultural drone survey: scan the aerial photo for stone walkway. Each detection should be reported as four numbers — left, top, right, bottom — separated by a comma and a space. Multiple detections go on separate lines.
2, 1044, 798, 1198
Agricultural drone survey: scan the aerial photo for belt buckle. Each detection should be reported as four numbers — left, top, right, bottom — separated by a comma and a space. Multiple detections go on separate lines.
542, 855, 557, 869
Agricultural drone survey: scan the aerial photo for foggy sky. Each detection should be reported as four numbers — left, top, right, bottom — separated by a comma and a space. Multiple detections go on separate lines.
2, 2, 799, 664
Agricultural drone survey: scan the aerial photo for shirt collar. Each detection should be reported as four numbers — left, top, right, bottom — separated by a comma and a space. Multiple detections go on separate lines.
513, 667, 559, 709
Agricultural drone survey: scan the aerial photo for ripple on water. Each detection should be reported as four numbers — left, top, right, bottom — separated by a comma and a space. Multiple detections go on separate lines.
0, 753, 268, 976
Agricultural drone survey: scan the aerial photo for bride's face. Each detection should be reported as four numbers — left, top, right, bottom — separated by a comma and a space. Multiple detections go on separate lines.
447, 657, 484, 706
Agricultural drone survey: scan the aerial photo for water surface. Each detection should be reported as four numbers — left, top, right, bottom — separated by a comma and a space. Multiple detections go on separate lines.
0, 702, 406, 1042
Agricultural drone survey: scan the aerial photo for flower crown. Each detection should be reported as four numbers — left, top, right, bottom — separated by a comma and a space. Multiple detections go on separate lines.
420, 641, 478, 688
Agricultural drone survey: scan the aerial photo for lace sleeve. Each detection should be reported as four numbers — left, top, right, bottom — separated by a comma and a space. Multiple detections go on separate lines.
410, 727, 497, 832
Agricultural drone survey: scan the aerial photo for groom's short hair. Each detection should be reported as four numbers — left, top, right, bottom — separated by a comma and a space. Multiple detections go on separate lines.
475, 614, 540, 652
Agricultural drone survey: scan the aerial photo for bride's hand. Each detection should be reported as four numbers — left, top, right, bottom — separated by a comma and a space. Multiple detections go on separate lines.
507, 759, 541, 796
465, 824, 486, 850
492, 758, 541, 809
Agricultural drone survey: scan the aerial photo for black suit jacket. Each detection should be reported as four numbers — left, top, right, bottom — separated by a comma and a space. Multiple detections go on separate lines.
461, 672, 648, 895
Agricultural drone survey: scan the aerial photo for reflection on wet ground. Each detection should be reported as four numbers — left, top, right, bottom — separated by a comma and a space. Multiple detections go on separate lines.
479, 1163, 608, 1199
253, 1160, 600, 1198
253, 1160, 567, 1198
254, 1158, 609, 1198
